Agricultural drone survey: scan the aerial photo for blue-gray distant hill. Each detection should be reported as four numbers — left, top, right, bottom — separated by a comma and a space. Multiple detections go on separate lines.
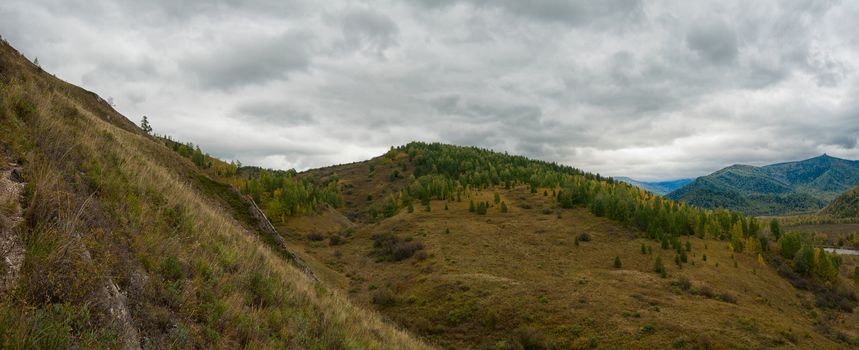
666, 154, 859, 216
615, 177, 693, 196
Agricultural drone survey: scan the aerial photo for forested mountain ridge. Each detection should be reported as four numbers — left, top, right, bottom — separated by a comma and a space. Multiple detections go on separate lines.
667, 154, 859, 216
821, 185, 859, 218
615, 177, 693, 195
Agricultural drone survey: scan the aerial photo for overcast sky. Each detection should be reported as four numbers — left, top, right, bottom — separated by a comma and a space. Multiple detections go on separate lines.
2, 0, 859, 181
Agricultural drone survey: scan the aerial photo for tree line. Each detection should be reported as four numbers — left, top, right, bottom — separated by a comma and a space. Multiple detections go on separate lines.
162, 137, 341, 222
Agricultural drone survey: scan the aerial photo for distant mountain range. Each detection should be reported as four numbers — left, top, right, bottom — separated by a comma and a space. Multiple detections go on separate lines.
615, 177, 693, 196
666, 154, 859, 216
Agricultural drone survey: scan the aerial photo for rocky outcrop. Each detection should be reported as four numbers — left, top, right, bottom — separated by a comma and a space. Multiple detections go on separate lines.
0, 164, 25, 294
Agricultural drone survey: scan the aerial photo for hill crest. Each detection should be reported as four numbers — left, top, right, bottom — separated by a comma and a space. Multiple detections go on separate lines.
667, 154, 859, 215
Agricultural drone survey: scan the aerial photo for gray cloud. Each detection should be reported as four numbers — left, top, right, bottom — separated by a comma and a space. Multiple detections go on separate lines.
338, 8, 399, 52
234, 100, 315, 127
181, 31, 313, 90
686, 21, 738, 65
2, 0, 858, 180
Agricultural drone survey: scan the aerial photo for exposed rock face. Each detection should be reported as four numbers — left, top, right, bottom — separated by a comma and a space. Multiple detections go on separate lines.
0, 166, 25, 294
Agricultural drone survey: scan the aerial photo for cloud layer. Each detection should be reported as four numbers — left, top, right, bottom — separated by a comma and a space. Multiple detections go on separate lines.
2, 0, 858, 180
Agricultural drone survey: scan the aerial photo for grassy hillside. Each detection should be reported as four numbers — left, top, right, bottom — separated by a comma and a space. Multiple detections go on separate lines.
821, 186, 859, 219
667, 155, 859, 216
270, 146, 859, 349
615, 177, 693, 196
0, 39, 429, 349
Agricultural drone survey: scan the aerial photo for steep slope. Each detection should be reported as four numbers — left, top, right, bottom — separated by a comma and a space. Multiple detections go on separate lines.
821, 185, 859, 218
615, 177, 693, 195
667, 155, 859, 215
0, 39, 429, 349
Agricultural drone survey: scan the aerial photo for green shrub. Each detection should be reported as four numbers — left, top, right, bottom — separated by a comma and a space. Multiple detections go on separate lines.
640, 323, 655, 334
514, 326, 548, 350
371, 290, 397, 308
672, 276, 691, 291
614, 256, 622, 269
247, 272, 277, 307
718, 292, 737, 304
159, 256, 184, 281
371, 233, 424, 262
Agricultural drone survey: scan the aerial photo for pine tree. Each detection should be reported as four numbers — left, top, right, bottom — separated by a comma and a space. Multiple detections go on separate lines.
469, 200, 475, 213
500, 201, 508, 213
685, 241, 691, 252
770, 219, 782, 241
494, 192, 501, 204
614, 256, 622, 269
140, 116, 153, 134
640, 243, 647, 254
654, 255, 664, 273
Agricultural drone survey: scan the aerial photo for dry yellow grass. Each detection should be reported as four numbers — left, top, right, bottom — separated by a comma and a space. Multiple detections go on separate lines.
0, 40, 432, 349
280, 177, 859, 349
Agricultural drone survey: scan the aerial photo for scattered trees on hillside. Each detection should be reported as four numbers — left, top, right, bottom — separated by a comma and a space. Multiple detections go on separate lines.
778, 232, 842, 283
162, 137, 340, 221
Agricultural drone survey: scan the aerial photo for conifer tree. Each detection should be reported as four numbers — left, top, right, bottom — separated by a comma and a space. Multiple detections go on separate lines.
140, 115, 152, 134
654, 255, 664, 274
614, 256, 622, 269
770, 219, 782, 241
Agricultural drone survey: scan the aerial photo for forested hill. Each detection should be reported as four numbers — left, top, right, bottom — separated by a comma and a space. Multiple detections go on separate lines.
821, 185, 859, 218
666, 154, 859, 216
